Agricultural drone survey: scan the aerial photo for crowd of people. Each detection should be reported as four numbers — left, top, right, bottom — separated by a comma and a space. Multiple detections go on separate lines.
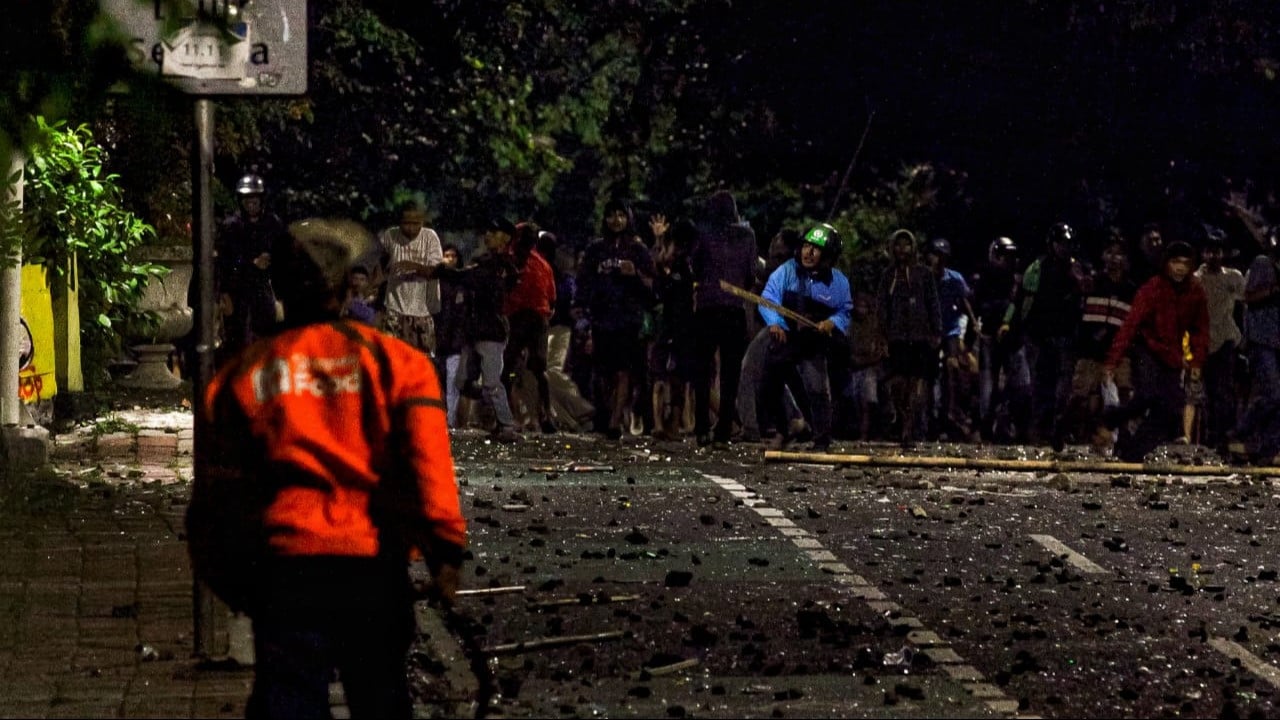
211, 174, 1280, 464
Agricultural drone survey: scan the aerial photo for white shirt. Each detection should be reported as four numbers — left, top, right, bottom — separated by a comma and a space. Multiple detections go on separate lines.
379, 227, 443, 316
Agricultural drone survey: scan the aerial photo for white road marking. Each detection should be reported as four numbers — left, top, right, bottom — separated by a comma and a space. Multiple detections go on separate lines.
1208, 637, 1280, 690
1028, 534, 1109, 574
700, 472, 1022, 716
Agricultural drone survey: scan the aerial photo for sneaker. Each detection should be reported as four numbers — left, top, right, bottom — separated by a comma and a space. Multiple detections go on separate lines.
696, 434, 713, 448
539, 419, 558, 435
491, 426, 521, 443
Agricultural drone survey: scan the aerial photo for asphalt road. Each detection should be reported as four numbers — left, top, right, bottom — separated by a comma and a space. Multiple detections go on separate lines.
411, 432, 1280, 719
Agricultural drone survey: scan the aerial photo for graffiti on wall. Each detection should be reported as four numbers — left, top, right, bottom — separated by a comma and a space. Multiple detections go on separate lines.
19, 264, 57, 404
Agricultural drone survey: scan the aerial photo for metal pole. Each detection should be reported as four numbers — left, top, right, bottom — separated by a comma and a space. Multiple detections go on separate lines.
191, 97, 218, 658
0, 155, 24, 427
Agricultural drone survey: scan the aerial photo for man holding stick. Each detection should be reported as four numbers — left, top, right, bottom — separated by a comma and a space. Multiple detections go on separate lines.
754, 224, 853, 452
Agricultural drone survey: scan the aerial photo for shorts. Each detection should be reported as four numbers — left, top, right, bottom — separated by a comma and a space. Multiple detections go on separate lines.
1070, 357, 1131, 398
381, 311, 435, 356
844, 366, 879, 404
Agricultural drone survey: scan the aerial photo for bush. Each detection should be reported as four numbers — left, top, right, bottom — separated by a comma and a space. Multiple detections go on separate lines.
21, 117, 165, 388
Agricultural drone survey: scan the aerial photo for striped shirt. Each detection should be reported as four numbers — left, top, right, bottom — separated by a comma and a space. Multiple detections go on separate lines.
1077, 273, 1136, 360
379, 227, 444, 316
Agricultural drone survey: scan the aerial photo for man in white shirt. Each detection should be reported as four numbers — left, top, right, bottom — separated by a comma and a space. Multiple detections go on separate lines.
1194, 230, 1245, 446
377, 202, 444, 356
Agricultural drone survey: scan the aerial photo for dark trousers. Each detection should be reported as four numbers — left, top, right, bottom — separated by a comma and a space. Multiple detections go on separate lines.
761, 336, 832, 446
246, 558, 414, 720
693, 307, 748, 441
1114, 345, 1184, 463
1203, 341, 1237, 445
1028, 335, 1074, 440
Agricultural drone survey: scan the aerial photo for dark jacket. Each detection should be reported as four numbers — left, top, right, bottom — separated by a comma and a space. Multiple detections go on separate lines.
877, 263, 941, 343
575, 236, 655, 333
447, 251, 519, 344
692, 191, 758, 312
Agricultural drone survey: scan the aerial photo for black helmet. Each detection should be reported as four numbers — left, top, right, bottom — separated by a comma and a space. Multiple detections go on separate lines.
235, 174, 265, 196
800, 223, 842, 263
925, 237, 952, 258
1046, 222, 1074, 247
988, 236, 1018, 263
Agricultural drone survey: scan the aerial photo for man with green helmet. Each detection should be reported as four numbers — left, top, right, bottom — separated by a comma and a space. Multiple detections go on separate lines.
757, 223, 854, 452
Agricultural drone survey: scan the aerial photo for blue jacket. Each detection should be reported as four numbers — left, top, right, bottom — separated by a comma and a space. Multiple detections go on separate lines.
760, 259, 853, 336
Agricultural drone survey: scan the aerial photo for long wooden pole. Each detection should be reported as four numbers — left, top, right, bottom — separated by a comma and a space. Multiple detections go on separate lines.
719, 280, 821, 330
764, 449, 1280, 478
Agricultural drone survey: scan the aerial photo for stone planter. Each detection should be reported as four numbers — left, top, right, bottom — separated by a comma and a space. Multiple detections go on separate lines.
118, 245, 193, 390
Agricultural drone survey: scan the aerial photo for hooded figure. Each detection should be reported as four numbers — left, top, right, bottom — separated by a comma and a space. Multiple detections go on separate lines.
688, 190, 759, 447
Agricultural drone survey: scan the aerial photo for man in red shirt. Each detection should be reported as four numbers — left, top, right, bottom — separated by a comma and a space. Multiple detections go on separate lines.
503, 222, 558, 433
1103, 240, 1210, 462
187, 218, 465, 719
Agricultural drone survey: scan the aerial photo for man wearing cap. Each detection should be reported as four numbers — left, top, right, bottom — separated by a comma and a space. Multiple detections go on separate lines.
448, 218, 523, 442
375, 201, 445, 357
1103, 240, 1210, 462
1194, 230, 1245, 445
188, 218, 466, 719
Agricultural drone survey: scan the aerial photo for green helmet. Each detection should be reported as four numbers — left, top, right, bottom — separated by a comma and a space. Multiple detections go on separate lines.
801, 223, 843, 263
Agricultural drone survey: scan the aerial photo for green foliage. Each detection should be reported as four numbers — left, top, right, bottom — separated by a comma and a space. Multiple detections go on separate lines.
22, 118, 164, 386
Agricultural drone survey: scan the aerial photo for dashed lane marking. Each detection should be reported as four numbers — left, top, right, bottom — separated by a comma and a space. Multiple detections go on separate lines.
701, 473, 1025, 717
1208, 637, 1280, 690
1028, 534, 1109, 574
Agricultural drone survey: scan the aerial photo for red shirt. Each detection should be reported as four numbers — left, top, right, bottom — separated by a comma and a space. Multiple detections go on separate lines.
504, 249, 556, 318
1106, 274, 1210, 370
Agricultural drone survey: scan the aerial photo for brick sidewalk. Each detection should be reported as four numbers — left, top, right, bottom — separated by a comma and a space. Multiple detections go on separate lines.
1, 409, 467, 719
0, 410, 260, 719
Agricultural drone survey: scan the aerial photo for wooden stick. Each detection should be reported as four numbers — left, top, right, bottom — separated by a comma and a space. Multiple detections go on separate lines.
456, 586, 526, 598
482, 630, 627, 655
718, 280, 822, 330
529, 594, 640, 609
629, 658, 700, 680
764, 449, 1280, 477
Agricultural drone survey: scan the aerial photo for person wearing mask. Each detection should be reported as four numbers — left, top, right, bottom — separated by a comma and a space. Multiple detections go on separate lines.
877, 229, 941, 446
188, 218, 465, 720
216, 173, 288, 364
573, 199, 656, 440
690, 191, 758, 448
1103, 241, 1210, 462
758, 224, 853, 452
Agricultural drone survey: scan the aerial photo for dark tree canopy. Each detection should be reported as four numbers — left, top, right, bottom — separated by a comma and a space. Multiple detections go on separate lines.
90, 0, 1280, 269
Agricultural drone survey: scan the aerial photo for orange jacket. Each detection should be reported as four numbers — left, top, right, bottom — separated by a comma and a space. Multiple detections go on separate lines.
190, 320, 465, 572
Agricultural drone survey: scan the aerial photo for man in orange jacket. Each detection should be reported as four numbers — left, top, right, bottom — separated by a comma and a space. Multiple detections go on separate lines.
187, 218, 466, 720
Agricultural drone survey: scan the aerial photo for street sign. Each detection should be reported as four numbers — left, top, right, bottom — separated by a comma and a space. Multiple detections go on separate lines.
103, 0, 307, 95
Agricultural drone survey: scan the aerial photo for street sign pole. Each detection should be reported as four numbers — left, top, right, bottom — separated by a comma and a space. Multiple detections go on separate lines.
103, 0, 308, 662
191, 97, 218, 658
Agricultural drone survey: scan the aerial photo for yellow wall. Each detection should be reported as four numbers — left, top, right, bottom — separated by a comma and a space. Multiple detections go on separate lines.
19, 264, 57, 403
